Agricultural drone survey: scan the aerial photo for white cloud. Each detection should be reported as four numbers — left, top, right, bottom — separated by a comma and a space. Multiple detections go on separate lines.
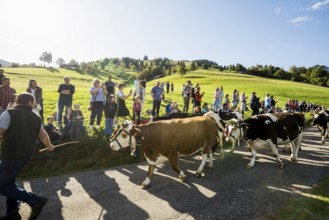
289, 16, 312, 24
309, 0, 329, 10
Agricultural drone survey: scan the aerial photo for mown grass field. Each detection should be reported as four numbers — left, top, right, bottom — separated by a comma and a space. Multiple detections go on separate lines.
2, 67, 329, 219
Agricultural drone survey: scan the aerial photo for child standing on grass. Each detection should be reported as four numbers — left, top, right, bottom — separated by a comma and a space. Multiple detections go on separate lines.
104, 94, 117, 136
132, 95, 142, 125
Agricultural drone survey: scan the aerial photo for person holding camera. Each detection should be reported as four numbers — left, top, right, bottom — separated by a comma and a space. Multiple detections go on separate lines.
194, 86, 204, 107
250, 91, 261, 115
89, 79, 107, 129
116, 83, 132, 120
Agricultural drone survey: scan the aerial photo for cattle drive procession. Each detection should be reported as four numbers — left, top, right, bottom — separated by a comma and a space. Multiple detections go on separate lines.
1, 86, 328, 219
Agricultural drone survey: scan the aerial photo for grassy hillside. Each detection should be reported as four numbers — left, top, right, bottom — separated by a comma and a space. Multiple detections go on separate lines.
143, 69, 328, 120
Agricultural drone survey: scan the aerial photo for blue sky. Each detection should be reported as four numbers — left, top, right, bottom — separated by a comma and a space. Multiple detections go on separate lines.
0, 0, 328, 70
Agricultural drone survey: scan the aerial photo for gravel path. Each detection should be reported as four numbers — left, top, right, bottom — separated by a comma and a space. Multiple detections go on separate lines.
1, 126, 329, 219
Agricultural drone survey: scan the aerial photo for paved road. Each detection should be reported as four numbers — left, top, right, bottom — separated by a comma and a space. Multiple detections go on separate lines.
1, 126, 329, 220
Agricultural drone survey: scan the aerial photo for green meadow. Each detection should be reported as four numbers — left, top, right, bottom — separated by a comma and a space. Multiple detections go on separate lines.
2, 67, 329, 219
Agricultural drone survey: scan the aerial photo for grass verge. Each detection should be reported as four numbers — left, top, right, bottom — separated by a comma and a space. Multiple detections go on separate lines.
265, 173, 329, 220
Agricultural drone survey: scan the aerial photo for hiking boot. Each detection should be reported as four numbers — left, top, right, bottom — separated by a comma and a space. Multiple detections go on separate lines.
0, 211, 21, 220
28, 197, 48, 220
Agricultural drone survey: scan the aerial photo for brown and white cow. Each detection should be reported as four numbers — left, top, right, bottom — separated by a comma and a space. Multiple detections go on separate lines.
109, 111, 223, 188
240, 112, 305, 168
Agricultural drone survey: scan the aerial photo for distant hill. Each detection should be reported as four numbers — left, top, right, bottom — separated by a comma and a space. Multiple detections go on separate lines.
0, 58, 12, 67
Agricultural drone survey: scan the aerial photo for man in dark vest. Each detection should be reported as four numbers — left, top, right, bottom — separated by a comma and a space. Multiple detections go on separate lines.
0, 92, 54, 220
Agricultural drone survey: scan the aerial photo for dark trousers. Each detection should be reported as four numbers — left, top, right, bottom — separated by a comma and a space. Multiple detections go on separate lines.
152, 100, 161, 116
252, 107, 259, 116
90, 101, 104, 126
132, 111, 141, 124
0, 157, 40, 213
57, 100, 72, 125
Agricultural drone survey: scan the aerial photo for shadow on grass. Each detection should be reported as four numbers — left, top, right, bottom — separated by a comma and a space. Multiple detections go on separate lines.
20, 130, 144, 179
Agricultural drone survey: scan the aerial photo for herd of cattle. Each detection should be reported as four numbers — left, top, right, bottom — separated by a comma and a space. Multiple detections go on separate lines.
109, 109, 329, 188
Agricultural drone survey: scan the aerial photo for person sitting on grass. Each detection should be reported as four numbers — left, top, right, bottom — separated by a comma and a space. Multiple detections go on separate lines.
201, 103, 210, 113
68, 104, 85, 139
165, 100, 173, 115
172, 102, 181, 113
44, 116, 62, 144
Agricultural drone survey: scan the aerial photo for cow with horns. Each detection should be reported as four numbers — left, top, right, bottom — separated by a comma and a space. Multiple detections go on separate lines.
239, 112, 305, 168
109, 111, 223, 188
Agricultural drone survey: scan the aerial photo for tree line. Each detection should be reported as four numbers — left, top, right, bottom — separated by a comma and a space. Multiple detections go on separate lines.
6, 51, 329, 87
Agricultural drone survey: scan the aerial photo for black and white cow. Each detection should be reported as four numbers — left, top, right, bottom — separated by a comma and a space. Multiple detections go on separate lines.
240, 112, 305, 168
218, 111, 244, 121
218, 112, 244, 153
312, 110, 329, 144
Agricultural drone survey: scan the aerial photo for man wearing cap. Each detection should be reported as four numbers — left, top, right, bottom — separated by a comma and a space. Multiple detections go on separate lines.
57, 76, 75, 127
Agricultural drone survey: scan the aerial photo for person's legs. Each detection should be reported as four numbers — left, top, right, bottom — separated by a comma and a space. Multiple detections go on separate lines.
57, 101, 65, 125
0, 158, 41, 213
95, 102, 104, 126
104, 118, 114, 135
136, 111, 141, 125
89, 106, 97, 127
39, 103, 44, 124
152, 100, 157, 116
155, 100, 161, 116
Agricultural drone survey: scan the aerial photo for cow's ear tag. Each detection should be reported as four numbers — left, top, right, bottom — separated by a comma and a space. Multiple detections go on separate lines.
245, 125, 249, 129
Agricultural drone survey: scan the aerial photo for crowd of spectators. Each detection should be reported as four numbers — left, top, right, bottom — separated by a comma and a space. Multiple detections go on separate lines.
0, 68, 324, 142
